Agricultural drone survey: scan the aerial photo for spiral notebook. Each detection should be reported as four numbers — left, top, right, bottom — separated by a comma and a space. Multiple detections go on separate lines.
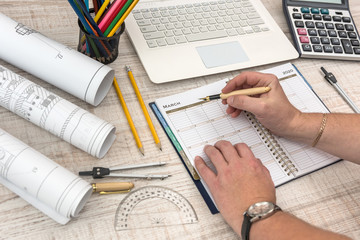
150, 63, 340, 214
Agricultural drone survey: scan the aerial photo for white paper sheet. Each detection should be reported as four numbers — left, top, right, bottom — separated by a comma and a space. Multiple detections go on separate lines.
154, 63, 339, 209
0, 128, 93, 224
0, 65, 116, 158
0, 12, 114, 106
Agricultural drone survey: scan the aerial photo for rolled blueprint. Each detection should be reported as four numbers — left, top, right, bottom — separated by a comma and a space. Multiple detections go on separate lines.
0, 12, 114, 106
0, 128, 93, 224
0, 65, 116, 158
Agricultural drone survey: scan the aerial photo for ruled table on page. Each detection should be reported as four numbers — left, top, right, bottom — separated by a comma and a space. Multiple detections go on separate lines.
166, 100, 290, 185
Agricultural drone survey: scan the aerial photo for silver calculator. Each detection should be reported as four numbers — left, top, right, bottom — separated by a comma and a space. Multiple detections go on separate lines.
283, 0, 360, 61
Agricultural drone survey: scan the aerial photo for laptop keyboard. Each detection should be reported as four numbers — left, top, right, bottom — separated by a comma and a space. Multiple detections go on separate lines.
132, 0, 269, 48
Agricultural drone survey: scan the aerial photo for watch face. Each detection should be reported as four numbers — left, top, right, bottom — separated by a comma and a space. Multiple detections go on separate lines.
248, 202, 275, 217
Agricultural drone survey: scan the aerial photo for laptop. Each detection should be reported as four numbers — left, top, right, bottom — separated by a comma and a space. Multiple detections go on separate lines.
125, 0, 299, 84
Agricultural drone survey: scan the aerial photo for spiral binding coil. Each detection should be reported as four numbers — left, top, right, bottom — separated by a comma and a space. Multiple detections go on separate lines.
245, 112, 298, 176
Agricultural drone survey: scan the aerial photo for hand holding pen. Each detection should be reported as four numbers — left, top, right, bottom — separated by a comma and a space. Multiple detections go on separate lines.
217, 71, 300, 137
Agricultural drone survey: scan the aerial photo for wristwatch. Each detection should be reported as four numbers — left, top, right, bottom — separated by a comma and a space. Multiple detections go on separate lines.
241, 201, 281, 240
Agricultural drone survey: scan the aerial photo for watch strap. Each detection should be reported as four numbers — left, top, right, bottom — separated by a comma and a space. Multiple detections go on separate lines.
241, 203, 281, 240
241, 213, 252, 240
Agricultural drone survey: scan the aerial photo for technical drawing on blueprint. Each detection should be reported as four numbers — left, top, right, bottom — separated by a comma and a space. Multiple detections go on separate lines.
0, 128, 92, 224
0, 65, 115, 158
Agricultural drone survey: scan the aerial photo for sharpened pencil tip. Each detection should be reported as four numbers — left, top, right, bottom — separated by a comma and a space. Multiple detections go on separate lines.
139, 147, 144, 156
156, 142, 162, 151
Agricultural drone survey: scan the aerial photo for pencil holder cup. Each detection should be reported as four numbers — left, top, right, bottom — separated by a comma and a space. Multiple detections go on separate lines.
77, 16, 125, 64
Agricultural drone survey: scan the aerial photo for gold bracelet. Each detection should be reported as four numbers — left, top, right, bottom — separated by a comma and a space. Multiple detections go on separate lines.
312, 113, 328, 147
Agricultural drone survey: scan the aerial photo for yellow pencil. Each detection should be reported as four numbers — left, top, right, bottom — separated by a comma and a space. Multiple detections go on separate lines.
126, 66, 162, 151
107, 0, 139, 37
113, 77, 144, 155
94, 0, 110, 23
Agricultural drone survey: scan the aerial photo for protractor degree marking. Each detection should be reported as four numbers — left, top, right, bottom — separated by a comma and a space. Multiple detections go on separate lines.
114, 186, 198, 231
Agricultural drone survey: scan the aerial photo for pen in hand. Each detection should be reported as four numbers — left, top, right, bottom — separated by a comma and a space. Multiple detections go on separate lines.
200, 86, 271, 102
92, 182, 134, 194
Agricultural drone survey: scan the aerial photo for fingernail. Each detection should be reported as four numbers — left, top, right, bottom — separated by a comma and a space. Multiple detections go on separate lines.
227, 96, 233, 104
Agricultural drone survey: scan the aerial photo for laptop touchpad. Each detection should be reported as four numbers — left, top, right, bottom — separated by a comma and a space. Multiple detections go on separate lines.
196, 41, 249, 68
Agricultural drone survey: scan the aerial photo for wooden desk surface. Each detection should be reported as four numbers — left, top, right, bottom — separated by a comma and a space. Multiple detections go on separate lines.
1, 0, 360, 239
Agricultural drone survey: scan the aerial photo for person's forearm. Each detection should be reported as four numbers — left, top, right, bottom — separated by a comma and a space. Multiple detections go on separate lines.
250, 211, 350, 240
280, 113, 360, 164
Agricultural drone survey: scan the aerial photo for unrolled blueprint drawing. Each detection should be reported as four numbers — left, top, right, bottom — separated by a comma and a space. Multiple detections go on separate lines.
0, 65, 116, 158
0, 13, 114, 106
0, 128, 93, 224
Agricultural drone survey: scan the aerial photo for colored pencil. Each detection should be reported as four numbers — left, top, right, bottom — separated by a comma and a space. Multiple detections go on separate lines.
99, 0, 127, 32
107, 0, 139, 37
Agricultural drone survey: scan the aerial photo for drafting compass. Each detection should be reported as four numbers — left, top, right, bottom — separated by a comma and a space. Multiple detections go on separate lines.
79, 162, 170, 180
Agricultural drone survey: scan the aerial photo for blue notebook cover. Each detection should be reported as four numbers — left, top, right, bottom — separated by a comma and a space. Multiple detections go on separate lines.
149, 102, 218, 214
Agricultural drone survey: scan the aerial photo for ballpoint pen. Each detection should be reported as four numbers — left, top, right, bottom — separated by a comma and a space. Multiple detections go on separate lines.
126, 65, 162, 151
79, 162, 170, 179
91, 182, 134, 194
320, 67, 360, 113
199, 87, 271, 101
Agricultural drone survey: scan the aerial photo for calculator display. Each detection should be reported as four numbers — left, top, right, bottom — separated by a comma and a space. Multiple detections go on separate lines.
296, 0, 342, 4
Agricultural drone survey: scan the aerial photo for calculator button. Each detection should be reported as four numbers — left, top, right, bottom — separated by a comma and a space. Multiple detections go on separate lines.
311, 37, 320, 44
302, 44, 312, 51
341, 39, 353, 54
292, 13, 302, 19
303, 13, 312, 20
333, 46, 343, 53
333, 16, 342, 22
318, 30, 327, 36
351, 40, 360, 46
328, 30, 337, 37
338, 31, 347, 38
311, 8, 319, 14
342, 17, 351, 23
325, 23, 334, 29
297, 28, 307, 35
295, 21, 304, 28
315, 22, 325, 29
345, 24, 354, 31
321, 37, 330, 44
305, 21, 315, 28
354, 48, 360, 54
335, 24, 345, 30
308, 29, 317, 36
301, 7, 310, 13
300, 36, 310, 43
331, 38, 340, 45
313, 15, 322, 21
348, 32, 357, 39
320, 8, 329, 15
323, 45, 333, 53
323, 15, 332, 21
313, 45, 322, 52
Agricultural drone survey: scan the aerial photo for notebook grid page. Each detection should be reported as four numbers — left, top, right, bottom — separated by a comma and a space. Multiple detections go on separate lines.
167, 100, 290, 185
276, 74, 338, 174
